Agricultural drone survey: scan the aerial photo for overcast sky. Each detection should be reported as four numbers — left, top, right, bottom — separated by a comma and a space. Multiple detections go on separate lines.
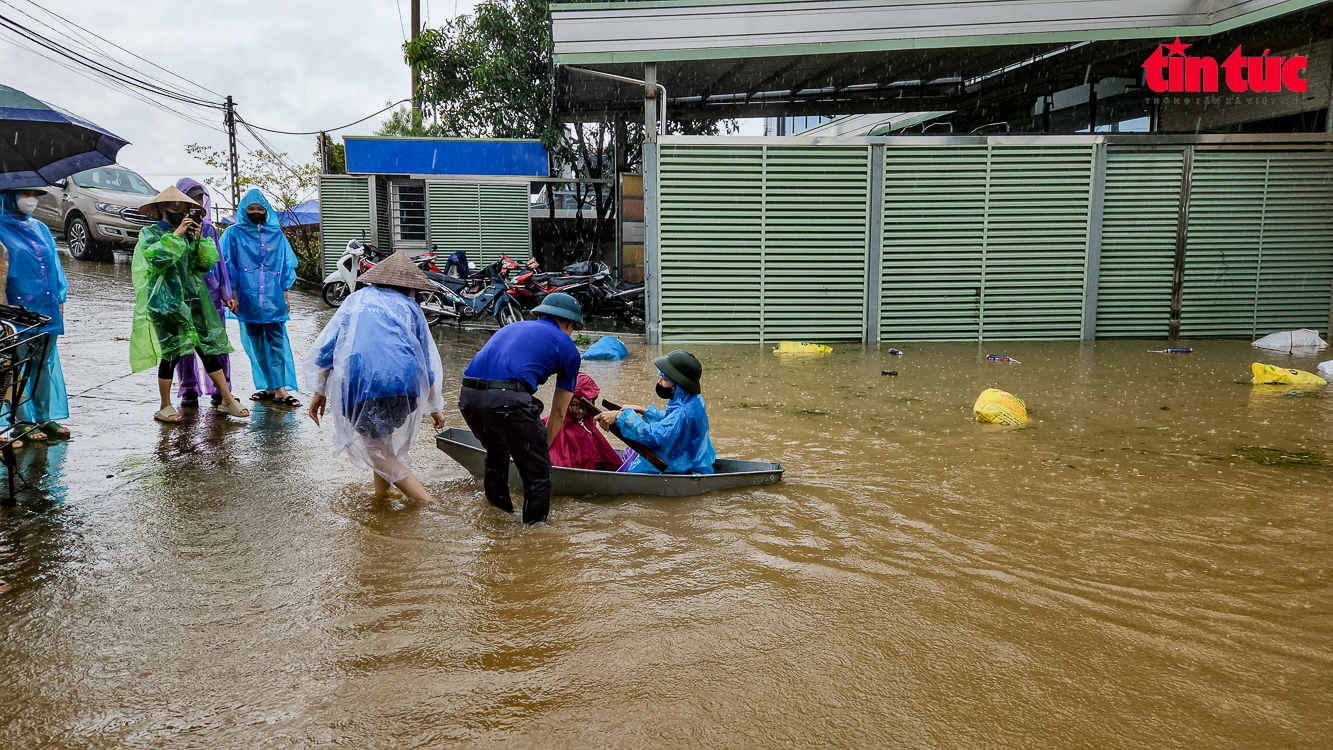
1, 0, 763, 209
0, 0, 480, 209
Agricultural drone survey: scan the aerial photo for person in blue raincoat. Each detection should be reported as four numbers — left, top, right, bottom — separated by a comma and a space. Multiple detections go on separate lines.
0, 189, 70, 441
220, 188, 301, 407
594, 350, 716, 474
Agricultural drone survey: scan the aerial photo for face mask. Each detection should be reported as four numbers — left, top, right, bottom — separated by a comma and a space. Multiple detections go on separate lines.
164, 210, 186, 226
247, 210, 267, 225
15, 196, 39, 215
656, 382, 675, 400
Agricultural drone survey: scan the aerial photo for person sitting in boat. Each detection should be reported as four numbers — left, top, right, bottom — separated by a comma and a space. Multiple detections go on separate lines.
545, 373, 622, 472
595, 350, 716, 475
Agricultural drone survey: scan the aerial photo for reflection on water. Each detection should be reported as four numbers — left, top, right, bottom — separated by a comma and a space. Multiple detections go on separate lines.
2, 254, 1332, 749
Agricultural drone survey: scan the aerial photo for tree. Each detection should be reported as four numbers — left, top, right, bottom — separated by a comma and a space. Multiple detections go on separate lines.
185, 144, 323, 281
184, 144, 318, 214
383, 0, 732, 268
316, 134, 347, 174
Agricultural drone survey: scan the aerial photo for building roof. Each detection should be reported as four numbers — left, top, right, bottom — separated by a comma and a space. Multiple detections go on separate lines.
551, 0, 1332, 121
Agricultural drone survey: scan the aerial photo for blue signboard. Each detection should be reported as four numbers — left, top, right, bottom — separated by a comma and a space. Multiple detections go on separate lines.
344, 137, 549, 177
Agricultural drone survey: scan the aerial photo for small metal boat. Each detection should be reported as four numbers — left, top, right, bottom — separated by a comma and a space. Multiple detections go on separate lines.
436, 428, 784, 498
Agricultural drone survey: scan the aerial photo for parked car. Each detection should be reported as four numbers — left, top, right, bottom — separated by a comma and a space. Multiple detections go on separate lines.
31, 166, 157, 260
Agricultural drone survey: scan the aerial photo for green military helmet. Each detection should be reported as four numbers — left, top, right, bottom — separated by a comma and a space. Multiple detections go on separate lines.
653, 350, 703, 395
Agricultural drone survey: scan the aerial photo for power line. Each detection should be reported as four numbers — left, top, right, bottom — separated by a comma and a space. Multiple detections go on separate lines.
0, 0, 218, 106
10, 0, 223, 100
242, 99, 412, 136
0, 13, 224, 109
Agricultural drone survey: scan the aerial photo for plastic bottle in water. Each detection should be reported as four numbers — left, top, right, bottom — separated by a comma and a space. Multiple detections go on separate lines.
987, 354, 1019, 363
888, 348, 903, 356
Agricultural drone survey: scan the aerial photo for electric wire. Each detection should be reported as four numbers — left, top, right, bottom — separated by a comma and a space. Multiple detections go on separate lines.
241, 99, 412, 135
0, 13, 223, 108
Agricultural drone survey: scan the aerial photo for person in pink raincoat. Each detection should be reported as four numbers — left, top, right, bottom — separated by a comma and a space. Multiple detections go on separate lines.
544, 373, 622, 471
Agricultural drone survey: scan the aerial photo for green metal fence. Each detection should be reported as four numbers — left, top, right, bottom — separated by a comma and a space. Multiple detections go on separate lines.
426, 182, 530, 265
650, 136, 1333, 345
1181, 150, 1333, 337
318, 175, 371, 276
1095, 150, 1183, 338
657, 144, 869, 343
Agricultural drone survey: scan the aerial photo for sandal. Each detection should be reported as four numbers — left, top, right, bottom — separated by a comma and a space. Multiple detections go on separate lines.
211, 394, 223, 406
250, 391, 274, 402
41, 422, 70, 439
273, 395, 302, 408
216, 399, 251, 418
180, 393, 200, 408
153, 406, 181, 424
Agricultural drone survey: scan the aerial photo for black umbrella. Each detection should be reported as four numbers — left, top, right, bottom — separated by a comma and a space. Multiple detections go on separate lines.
0, 83, 129, 191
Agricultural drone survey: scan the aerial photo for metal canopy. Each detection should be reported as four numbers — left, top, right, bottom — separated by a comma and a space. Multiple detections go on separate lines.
552, 0, 1333, 121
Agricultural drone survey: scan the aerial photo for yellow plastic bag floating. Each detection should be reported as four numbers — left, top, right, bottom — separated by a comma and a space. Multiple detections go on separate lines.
772, 341, 832, 355
1251, 362, 1327, 387
974, 388, 1028, 425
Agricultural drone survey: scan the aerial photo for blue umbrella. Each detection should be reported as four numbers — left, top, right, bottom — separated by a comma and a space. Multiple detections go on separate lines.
0, 83, 129, 191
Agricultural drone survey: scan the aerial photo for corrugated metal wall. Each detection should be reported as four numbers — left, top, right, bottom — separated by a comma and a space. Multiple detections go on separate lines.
426, 182, 529, 265
318, 175, 371, 276
1181, 150, 1333, 337
652, 139, 1333, 344
657, 144, 868, 343
1095, 150, 1183, 337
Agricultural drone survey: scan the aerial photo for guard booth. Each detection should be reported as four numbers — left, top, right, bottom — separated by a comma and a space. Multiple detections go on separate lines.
317, 137, 549, 275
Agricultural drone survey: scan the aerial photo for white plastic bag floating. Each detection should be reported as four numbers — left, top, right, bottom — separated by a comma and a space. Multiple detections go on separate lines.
1320, 360, 1333, 377
1251, 329, 1327, 352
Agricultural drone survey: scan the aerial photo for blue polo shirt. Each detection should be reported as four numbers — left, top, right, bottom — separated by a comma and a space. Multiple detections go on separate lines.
464, 317, 581, 393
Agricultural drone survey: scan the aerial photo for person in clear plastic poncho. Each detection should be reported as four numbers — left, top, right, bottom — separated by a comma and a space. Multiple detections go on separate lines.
305, 252, 445, 504
129, 186, 248, 423
220, 188, 300, 407
0, 189, 70, 441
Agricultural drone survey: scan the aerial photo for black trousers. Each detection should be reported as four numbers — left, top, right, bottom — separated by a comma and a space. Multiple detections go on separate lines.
457, 386, 551, 524
158, 348, 223, 379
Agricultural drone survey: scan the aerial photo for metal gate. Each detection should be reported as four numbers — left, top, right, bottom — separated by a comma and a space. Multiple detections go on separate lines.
646, 134, 1333, 345
657, 144, 869, 343
317, 175, 371, 276
426, 182, 531, 265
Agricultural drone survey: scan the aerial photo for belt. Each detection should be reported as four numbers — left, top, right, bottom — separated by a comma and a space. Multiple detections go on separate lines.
462, 377, 533, 394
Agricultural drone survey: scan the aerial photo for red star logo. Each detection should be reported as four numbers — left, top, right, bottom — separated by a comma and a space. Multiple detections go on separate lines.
1163, 37, 1192, 56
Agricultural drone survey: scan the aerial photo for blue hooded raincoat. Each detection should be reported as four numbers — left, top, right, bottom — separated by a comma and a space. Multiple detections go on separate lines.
0, 191, 69, 424
615, 382, 716, 475
220, 189, 299, 392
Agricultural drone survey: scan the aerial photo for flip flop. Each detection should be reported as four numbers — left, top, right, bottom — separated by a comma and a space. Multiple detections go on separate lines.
216, 400, 251, 418
41, 422, 70, 438
153, 406, 181, 424
273, 395, 303, 408
250, 391, 274, 402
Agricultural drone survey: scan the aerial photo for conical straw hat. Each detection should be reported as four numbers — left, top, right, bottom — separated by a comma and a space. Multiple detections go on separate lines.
358, 251, 437, 292
139, 185, 202, 220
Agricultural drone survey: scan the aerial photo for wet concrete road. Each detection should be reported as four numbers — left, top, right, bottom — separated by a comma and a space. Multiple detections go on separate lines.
2, 252, 1331, 748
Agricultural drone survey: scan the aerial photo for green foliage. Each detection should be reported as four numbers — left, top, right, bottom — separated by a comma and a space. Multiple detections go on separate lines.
315, 135, 347, 174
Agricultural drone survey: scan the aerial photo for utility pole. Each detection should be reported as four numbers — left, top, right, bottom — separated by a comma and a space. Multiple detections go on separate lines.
411, 0, 421, 118
319, 130, 329, 174
224, 95, 239, 211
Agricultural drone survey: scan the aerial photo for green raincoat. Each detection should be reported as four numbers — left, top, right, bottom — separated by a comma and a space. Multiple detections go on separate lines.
129, 223, 234, 373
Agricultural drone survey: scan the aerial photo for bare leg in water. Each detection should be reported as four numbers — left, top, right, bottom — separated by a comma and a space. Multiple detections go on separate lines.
370, 453, 435, 504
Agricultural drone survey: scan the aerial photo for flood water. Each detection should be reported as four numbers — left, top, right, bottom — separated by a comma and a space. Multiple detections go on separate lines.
2, 254, 1331, 748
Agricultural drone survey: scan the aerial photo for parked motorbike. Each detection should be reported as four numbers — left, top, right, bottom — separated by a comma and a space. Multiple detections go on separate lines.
321, 239, 380, 307
419, 256, 524, 328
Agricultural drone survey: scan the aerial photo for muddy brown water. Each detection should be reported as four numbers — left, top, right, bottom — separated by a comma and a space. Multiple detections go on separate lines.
1, 255, 1330, 748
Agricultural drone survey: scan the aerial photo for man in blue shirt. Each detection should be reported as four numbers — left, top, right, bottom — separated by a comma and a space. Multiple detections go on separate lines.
459, 292, 583, 524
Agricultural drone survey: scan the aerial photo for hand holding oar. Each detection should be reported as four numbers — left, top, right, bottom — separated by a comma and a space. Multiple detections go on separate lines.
586, 398, 669, 471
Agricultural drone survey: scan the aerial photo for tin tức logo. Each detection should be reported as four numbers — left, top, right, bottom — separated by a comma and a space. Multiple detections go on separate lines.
1143, 38, 1308, 93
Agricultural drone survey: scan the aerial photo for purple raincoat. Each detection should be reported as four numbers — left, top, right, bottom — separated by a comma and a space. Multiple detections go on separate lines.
173, 178, 233, 397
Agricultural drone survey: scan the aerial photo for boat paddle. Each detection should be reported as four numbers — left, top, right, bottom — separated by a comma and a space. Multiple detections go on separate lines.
576, 397, 669, 471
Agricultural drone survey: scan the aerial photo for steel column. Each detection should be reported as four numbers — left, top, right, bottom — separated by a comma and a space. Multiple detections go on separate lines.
644, 142, 661, 345
1081, 141, 1107, 339
1168, 146, 1195, 340
866, 144, 884, 342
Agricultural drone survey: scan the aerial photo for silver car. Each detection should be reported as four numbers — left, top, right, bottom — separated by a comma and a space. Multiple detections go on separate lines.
31, 166, 157, 261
